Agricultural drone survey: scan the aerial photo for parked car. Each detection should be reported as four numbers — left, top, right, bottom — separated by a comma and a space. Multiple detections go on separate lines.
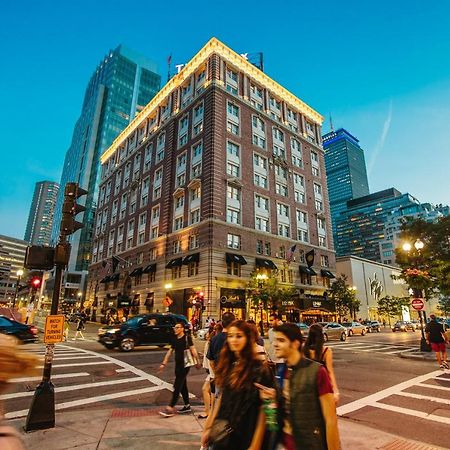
392, 321, 415, 332
296, 322, 310, 338
365, 321, 382, 333
342, 321, 366, 336
0, 315, 38, 343
410, 320, 424, 330
98, 313, 190, 351
320, 322, 347, 342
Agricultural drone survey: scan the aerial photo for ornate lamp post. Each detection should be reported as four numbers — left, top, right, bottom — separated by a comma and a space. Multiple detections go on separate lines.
13, 269, 24, 308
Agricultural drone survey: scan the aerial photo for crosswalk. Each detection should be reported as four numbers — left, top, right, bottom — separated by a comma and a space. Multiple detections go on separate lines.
338, 370, 450, 426
3, 343, 175, 419
326, 340, 418, 355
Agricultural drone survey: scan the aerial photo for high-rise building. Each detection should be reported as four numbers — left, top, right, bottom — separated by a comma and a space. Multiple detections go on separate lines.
0, 234, 28, 303
323, 128, 370, 242
334, 188, 422, 261
51, 45, 161, 273
87, 38, 337, 324
24, 181, 59, 246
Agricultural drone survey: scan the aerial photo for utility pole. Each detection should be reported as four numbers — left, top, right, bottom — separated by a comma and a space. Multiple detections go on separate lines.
25, 183, 87, 431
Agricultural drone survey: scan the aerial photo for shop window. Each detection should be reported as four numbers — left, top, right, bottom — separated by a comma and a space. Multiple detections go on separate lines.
227, 262, 241, 276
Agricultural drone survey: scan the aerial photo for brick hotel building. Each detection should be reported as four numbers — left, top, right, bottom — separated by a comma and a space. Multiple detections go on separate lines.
87, 38, 336, 323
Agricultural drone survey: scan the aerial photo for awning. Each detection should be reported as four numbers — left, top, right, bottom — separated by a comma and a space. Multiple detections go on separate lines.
100, 276, 111, 283
225, 253, 248, 265
255, 258, 277, 270
299, 266, 317, 276
109, 273, 120, 282
143, 263, 157, 274
182, 253, 200, 265
320, 269, 335, 278
129, 267, 143, 277
166, 258, 183, 269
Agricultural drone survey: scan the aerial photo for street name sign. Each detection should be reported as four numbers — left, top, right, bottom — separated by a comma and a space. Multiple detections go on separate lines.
411, 298, 425, 311
44, 315, 65, 344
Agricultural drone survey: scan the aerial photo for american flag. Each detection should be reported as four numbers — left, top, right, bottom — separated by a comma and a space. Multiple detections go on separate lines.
286, 244, 297, 264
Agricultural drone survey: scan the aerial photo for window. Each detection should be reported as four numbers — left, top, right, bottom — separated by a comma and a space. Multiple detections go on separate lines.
193, 122, 203, 136
227, 141, 240, 157
318, 236, 327, 247
139, 212, 147, 226
275, 165, 288, 179
153, 186, 161, 200
175, 195, 184, 209
254, 173, 268, 188
227, 121, 239, 135
151, 226, 159, 239
264, 242, 271, 256
172, 266, 181, 279
152, 205, 160, 220
191, 186, 201, 201
292, 154, 303, 168
176, 173, 186, 187
297, 210, 307, 224
227, 69, 238, 81
313, 183, 322, 195
226, 84, 238, 95
278, 224, 290, 237
312, 166, 320, 177
256, 240, 263, 254
227, 102, 239, 117
173, 240, 181, 254
227, 185, 241, 201
194, 103, 204, 119
315, 199, 323, 211
190, 209, 200, 224
273, 145, 286, 159
298, 229, 309, 242
311, 151, 319, 164
277, 203, 289, 217
179, 115, 188, 129
320, 255, 329, 267
255, 216, 269, 232
317, 217, 326, 230
279, 246, 286, 258
227, 208, 240, 224
253, 154, 267, 169
192, 163, 202, 177
272, 128, 284, 142
251, 85, 263, 98
177, 153, 187, 168
138, 231, 145, 245
188, 262, 199, 277
178, 133, 188, 147
227, 233, 241, 249
189, 234, 199, 249
294, 190, 305, 203
252, 116, 265, 131
227, 162, 240, 177
255, 195, 269, 210
155, 168, 163, 183
227, 262, 241, 276
193, 142, 203, 158
252, 134, 266, 149
293, 173, 304, 187
174, 217, 183, 230
275, 183, 288, 197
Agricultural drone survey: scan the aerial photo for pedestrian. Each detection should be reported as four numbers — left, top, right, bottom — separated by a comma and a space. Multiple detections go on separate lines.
159, 322, 201, 417
206, 312, 235, 372
259, 319, 265, 338
304, 323, 340, 404
0, 334, 39, 449
268, 313, 284, 368
24, 302, 34, 324
201, 320, 275, 450
425, 314, 449, 370
265, 323, 340, 450
383, 319, 386, 328
63, 317, 70, 341
73, 312, 86, 341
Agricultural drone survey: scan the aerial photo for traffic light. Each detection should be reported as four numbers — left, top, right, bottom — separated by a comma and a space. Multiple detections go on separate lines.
60, 182, 88, 236
30, 276, 41, 290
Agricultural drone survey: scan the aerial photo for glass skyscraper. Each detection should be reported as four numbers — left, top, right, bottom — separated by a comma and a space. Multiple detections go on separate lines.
322, 128, 370, 243
52, 45, 161, 273
24, 181, 59, 246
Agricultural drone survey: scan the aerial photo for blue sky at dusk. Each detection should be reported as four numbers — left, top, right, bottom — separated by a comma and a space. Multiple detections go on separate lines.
1, 0, 449, 239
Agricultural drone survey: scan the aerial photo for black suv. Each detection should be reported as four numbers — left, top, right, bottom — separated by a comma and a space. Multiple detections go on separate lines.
98, 313, 190, 351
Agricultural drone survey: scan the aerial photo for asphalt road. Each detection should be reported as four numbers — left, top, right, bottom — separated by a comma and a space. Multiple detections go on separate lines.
3, 327, 449, 449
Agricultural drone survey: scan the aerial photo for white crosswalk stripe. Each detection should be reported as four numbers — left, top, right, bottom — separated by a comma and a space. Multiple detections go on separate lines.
3, 343, 178, 420
326, 341, 417, 355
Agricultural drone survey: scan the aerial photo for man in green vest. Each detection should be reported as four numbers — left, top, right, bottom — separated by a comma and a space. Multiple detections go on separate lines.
264, 323, 340, 449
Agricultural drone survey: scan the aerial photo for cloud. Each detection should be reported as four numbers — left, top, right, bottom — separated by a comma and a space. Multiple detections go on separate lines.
367, 100, 393, 176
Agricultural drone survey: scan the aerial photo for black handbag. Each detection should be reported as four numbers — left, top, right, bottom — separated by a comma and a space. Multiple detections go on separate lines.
209, 418, 233, 446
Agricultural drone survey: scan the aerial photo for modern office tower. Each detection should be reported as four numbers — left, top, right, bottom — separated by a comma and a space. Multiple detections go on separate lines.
0, 234, 28, 303
379, 202, 449, 265
49, 45, 160, 302
322, 128, 370, 242
24, 181, 59, 246
87, 38, 338, 324
334, 188, 423, 262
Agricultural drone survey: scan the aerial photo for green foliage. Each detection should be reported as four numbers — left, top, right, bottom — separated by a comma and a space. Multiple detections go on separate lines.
377, 296, 410, 324
395, 216, 450, 297
437, 296, 450, 316
329, 275, 361, 320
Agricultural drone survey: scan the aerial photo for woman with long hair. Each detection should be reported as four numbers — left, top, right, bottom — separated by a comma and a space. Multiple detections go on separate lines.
304, 323, 340, 404
201, 320, 274, 450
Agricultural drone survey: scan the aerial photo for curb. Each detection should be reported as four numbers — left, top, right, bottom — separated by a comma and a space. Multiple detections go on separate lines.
399, 351, 435, 361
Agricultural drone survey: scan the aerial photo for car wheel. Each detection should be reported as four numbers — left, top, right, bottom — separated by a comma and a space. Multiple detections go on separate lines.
104, 343, 115, 350
120, 338, 135, 352
340, 332, 347, 341
323, 333, 328, 342
377, 328, 381, 332
348, 330, 353, 336
361, 329, 366, 336
392, 329, 395, 332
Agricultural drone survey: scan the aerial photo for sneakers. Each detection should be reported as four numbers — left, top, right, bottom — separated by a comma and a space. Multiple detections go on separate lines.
443, 361, 449, 369
178, 405, 192, 414
440, 364, 445, 370
159, 406, 176, 417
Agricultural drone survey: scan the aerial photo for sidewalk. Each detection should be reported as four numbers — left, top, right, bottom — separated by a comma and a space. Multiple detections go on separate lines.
8, 406, 446, 450
400, 350, 438, 361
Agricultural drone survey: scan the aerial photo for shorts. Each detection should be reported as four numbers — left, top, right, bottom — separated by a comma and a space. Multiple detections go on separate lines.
431, 342, 446, 352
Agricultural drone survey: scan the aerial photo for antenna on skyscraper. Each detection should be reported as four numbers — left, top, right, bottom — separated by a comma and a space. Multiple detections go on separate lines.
167, 54, 172, 82
329, 113, 334, 132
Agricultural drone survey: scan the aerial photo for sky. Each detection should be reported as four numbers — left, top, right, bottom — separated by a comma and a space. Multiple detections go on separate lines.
1, 0, 450, 239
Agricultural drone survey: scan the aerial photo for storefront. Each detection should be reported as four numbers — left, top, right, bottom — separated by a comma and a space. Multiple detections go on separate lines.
279, 294, 337, 324
220, 288, 246, 319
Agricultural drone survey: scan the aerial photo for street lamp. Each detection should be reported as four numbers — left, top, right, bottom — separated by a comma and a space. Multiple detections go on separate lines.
255, 272, 268, 335
77, 291, 82, 308
13, 269, 24, 308
402, 239, 430, 352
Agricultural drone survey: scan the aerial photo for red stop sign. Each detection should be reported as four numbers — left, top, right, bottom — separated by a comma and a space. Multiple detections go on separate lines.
411, 298, 424, 311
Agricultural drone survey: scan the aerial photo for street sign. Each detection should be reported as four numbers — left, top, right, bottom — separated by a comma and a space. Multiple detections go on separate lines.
411, 298, 425, 311
44, 315, 65, 344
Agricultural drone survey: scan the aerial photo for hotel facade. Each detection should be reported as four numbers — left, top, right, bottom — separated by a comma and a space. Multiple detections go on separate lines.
87, 38, 336, 324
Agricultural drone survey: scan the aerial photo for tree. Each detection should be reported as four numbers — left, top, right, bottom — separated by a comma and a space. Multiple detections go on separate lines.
437, 296, 450, 317
377, 296, 410, 325
329, 275, 361, 321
